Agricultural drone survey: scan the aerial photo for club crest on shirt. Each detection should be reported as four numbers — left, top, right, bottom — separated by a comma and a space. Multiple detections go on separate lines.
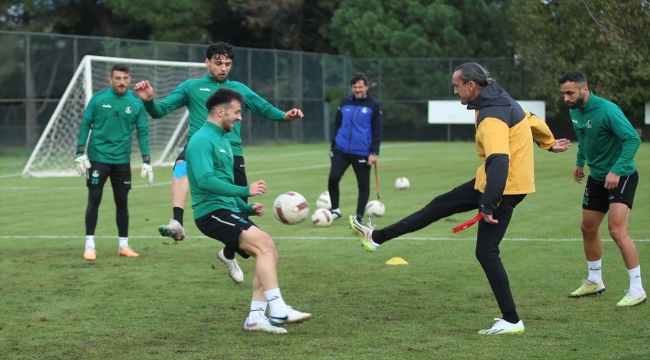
200, 87, 211, 92
362, 107, 368, 113
586, 119, 592, 128
125, 107, 132, 114
92, 170, 99, 177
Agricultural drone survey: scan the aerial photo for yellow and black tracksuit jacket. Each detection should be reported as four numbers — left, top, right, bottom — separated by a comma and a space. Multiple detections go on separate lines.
467, 82, 556, 215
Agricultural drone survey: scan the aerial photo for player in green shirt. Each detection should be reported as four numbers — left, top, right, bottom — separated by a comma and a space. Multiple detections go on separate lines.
559, 70, 645, 307
188, 88, 311, 333
75, 64, 153, 261
133, 43, 303, 283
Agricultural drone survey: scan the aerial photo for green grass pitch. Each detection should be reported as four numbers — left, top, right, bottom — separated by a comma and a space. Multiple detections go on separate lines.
1, 142, 649, 359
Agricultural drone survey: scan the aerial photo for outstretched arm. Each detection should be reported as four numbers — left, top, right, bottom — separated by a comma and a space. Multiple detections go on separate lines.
526, 111, 570, 152
240, 85, 289, 121
134, 80, 187, 119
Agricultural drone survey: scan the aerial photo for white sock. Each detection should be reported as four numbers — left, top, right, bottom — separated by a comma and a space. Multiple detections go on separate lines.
587, 260, 602, 284
119, 237, 129, 248
85, 235, 95, 249
248, 301, 267, 322
264, 288, 288, 318
628, 266, 644, 292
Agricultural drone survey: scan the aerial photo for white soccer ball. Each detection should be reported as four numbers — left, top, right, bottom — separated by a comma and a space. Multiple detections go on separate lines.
273, 191, 310, 225
365, 200, 385, 217
311, 208, 333, 227
395, 177, 410, 190
316, 191, 331, 209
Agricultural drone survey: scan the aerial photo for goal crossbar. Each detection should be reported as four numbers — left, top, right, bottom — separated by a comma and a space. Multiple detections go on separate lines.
22, 55, 206, 177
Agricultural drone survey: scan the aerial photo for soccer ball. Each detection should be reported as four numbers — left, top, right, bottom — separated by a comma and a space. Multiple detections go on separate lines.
311, 208, 333, 227
395, 177, 410, 190
365, 200, 385, 217
273, 191, 309, 225
316, 191, 331, 209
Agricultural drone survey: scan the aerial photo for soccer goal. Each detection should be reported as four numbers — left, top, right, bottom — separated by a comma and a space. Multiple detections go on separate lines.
22, 55, 207, 177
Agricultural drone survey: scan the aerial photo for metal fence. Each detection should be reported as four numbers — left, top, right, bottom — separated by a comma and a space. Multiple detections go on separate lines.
1, 31, 531, 153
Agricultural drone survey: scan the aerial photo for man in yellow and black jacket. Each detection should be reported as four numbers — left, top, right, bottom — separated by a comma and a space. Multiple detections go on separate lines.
348, 63, 571, 335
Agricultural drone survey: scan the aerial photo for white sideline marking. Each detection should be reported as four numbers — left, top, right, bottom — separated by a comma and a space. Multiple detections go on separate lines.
0, 157, 410, 190
1, 235, 648, 242
247, 157, 409, 176
244, 143, 431, 159
0, 173, 21, 178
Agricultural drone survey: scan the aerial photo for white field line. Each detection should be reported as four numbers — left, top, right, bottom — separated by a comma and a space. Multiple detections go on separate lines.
0, 157, 410, 190
244, 142, 432, 159
0, 143, 429, 180
2, 235, 649, 242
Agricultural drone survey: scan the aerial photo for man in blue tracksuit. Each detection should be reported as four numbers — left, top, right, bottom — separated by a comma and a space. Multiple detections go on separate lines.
328, 72, 383, 224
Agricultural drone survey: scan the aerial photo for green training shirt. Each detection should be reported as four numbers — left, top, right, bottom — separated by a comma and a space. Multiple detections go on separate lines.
186, 121, 255, 219
143, 74, 286, 156
77, 88, 150, 164
570, 93, 641, 181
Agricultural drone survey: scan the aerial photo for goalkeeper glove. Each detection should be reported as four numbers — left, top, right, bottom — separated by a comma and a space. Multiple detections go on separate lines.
141, 155, 153, 185
74, 146, 91, 176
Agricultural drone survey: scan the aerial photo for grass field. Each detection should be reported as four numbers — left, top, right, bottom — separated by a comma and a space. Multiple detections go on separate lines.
1, 142, 649, 360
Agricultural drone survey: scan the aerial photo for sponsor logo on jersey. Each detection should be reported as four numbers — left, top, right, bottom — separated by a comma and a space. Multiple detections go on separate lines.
102, 104, 112, 108
571, 118, 578, 123
200, 87, 211, 92
92, 170, 100, 177
586, 119, 592, 128
125, 107, 132, 114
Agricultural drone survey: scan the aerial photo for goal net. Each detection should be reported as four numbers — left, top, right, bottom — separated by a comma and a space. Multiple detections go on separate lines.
22, 55, 207, 177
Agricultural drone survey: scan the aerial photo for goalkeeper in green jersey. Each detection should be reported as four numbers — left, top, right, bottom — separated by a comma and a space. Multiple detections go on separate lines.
76, 64, 152, 261
133, 42, 303, 283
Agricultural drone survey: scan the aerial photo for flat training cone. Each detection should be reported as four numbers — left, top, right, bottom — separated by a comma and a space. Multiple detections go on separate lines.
386, 257, 408, 265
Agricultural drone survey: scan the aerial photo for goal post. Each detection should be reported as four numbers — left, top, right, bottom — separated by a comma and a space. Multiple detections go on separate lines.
22, 55, 205, 177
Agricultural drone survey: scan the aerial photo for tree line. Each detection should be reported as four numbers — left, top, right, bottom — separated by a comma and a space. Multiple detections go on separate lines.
2, 0, 648, 124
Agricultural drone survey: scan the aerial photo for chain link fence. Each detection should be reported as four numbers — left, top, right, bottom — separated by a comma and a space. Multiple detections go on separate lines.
1, 31, 537, 155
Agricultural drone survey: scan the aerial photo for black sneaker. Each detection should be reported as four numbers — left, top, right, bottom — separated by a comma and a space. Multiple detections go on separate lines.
355, 215, 365, 226
331, 209, 342, 219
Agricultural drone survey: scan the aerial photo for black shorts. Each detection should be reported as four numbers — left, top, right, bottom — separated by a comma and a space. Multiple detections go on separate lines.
195, 210, 256, 259
582, 172, 638, 213
233, 156, 247, 187
86, 161, 131, 189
